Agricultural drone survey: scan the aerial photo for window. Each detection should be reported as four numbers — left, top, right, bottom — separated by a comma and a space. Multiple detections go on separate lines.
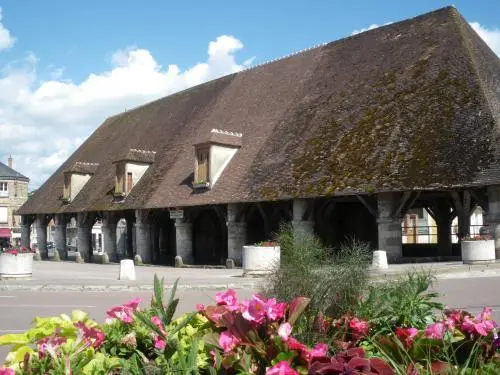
114, 162, 126, 196
195, 148, 209, 183
63, 174, 71, 202
0, 207, 7, 224
127, 172, 133, 193
0, 182, 8, 197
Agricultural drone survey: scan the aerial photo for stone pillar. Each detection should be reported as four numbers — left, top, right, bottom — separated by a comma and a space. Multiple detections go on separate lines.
77, 213, 92, 262
102, 213, 118, 262
377, 193, 402, 262
175, 219, 193, 264
292, 199, 314, 235
36, 215, 48, 260
135, 210, 152, 264
20, 216, 32, 249
227, 203, 246, 265
487, 186, 500, 259
54, 214, 67, 260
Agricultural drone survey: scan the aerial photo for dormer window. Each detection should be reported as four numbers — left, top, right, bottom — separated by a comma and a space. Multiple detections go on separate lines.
62, 162, 98, 203
113, 149, 155, 200
193, 129, 242, 190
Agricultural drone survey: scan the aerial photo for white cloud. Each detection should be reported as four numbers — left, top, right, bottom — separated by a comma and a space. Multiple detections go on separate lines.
0, 8, 15, 50
351, 22, 393, 36
0, 32, 249, 188
469, 22, 500, 56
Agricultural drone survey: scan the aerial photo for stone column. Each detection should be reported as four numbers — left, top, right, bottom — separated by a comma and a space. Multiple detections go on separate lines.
36, 215, 48, 260
377, 193, 402, 262
175, 219, 193, 264
292, 199, 314, 235
487, 186, 500, 259
77, 213, 92, 262
135, 210, 152, 264
227, 203, 246, 265
20, 216, 32, 249
54, 214, 67, 260
102, 213, 118, 262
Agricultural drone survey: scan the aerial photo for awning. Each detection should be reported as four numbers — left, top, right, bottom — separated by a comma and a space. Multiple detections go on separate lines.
0, 228, 12, 238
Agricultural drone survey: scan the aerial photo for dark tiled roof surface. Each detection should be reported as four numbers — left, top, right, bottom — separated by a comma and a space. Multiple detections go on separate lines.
114, 149, 156, 164
0, 162, 29, 182
64, 162, 99, 175
18, 7, 500, 215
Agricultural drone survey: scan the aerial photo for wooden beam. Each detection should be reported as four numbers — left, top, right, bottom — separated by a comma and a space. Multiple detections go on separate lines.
393, 191, 412, 217
356, 195, 378, 217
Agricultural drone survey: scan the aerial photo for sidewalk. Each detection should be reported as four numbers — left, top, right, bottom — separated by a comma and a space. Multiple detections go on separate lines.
1, 260, 500, 292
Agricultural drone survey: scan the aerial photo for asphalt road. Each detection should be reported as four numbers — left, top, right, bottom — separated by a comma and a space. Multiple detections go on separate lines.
1, 276, 500, 363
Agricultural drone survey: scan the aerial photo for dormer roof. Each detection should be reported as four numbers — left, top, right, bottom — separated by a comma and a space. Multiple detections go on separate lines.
113, 149, 157, 164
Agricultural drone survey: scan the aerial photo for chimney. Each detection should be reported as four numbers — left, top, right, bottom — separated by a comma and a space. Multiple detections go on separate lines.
7, 155, 12, 169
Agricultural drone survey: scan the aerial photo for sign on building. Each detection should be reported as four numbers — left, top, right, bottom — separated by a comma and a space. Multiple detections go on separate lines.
169, 210, 184, 219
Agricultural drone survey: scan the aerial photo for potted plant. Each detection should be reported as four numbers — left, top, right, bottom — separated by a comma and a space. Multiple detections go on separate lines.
0, 246, 35, 279
460, 227, 495, 264
242, 240, 280, 276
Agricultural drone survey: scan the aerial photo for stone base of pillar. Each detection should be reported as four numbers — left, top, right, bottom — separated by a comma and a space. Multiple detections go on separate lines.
227, 222, 246, 266
175, 221, 193, 264
77, 226, 92, 263
292, 220, 314, 235
135, 224, 152, 264
377, 218, 402, 263
54, 224, 67, 260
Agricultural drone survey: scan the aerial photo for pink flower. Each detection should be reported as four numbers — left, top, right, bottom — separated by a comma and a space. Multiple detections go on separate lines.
242, 294, 268, 323
196, 303, 205, 312
74, 321, 105, 349
480, 307, 493, 321
266, 299, 286, 321
151, 316, 167, 336
349, 317, 369, 339
310, 343, 328, 358
215, 289, 239, 311
219, 330, 240, 353
152, 334, 166, 350
395, 327, 419, 348
278, 322, 292, 341
106, 305, 134, 324
123, 297, 141, 311
424, 322, 446, 339
0, 368, 14, 375
266, 361, 299, 375
287, 337, 308, 353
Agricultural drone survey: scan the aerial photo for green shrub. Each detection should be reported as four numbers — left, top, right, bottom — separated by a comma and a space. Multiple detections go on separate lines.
355, 271, 442, 334
262, 224, 372, 337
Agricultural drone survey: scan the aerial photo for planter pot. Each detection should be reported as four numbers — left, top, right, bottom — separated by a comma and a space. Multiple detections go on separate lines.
242, 245, 280, 276
461, 240, 496, 264
0, 253, 34, 279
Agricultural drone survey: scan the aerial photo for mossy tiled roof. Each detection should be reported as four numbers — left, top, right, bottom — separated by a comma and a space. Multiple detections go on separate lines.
18, 6, 500, 215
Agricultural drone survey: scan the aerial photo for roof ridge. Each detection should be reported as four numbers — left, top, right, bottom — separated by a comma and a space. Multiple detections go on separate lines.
450, 7, 498, 126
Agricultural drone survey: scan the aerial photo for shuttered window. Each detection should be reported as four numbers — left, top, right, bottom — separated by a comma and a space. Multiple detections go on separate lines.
196, 149, 209, 182
127, 172, 133, 193
115, 163, 125, 194
63, 174, 71, 200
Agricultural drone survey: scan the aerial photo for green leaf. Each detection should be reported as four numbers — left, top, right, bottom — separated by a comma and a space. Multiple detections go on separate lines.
0, 333, 29, 346
203, 332, 221, 348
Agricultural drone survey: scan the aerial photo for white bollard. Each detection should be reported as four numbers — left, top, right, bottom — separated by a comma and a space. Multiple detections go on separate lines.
119, 259, 136, 281
372, 250, 388, 269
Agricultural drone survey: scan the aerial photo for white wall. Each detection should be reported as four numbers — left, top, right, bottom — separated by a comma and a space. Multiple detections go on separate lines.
125, 163, 149, 191
209, 145, 238, 186
70, 174, 91, 201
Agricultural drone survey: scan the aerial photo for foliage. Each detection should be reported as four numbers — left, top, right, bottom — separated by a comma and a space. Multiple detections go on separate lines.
354, 271, 443, 334
263, 224, 372, 321
0, 273, 499, 374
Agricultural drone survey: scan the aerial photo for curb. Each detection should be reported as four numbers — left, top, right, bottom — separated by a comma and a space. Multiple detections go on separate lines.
0, 282, 262, 292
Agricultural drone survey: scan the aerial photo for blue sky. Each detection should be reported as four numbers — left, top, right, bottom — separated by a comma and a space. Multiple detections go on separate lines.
0, 1, 499, 188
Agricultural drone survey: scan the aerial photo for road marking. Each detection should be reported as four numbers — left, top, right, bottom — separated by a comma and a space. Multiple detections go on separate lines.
0, 296, 16, 298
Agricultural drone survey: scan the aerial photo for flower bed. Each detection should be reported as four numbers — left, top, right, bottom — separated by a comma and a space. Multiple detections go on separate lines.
0, 248, 34, 279
242, 241, 280, 276
0, 275, 499, 374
